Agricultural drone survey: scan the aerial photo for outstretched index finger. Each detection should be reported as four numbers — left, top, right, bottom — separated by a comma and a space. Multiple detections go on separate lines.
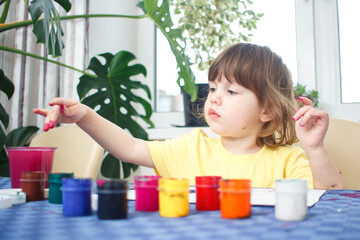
49, 97, 78, 107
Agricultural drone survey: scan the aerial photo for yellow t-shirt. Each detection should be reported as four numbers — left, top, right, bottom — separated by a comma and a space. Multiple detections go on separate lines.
147, 129, 313, 188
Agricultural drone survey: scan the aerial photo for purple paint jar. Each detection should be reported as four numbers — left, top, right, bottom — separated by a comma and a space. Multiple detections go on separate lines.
134, 175, 161, 211
62, 178, 92, 217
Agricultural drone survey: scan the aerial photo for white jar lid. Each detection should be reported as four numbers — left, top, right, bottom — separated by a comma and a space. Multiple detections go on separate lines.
0, 195, 12, 209
275, 179, 308, 192
0, 191, 26, 204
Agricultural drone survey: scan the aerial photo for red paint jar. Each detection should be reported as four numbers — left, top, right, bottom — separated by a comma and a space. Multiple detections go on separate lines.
20, 171, 46, 202
195, 176, 221, 211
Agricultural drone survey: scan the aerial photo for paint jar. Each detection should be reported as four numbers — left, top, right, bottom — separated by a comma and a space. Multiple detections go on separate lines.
219, 179, 251, 219
20, 171, 46, 202
97, 179, 128, 219
158, 178, 189, 218
48, 172, 74, 204
195, 176, 221, 211
6, 147, 55, 188
62, 178, 92, 217
275, 179, 308, 221
134, 175, 161, 211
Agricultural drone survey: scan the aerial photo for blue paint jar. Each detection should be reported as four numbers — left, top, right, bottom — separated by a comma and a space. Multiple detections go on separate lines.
48, 172, 74, 204
62, 178, 92, 217
97, 179, 128, 219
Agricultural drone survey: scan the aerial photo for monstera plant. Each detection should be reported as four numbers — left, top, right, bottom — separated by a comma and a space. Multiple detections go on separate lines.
0, 0, 196, 178
0, 69, 39, 176
77, 52, 153, 178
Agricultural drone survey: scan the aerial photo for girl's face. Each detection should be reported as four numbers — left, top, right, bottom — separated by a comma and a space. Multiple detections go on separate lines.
204, 76, 269, 139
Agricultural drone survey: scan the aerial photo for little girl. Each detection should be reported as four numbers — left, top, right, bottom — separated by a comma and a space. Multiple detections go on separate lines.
33, 43, 344, 189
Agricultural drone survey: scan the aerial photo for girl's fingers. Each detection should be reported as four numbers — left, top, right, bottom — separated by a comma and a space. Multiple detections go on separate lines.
298, 96, 314, 107
49, 97, 78, 107
33, 108, 49, 117
35, 98, 81, 132
43, 105, 61, 131
297, 108, 328, 127
33, 108, 52, 131
292, 105, 312, 121
298, 109, 316, 127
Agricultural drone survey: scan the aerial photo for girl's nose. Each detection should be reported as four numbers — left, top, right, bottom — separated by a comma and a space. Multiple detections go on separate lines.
210, 91, 222, 105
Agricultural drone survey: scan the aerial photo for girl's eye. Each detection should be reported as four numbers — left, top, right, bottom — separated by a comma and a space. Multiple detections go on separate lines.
228, 90, 237, 95
209, 87, 216, 92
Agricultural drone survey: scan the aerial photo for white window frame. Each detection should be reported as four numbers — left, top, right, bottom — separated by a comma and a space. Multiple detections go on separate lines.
311, 0, 360, 121
150, 0, 360, 128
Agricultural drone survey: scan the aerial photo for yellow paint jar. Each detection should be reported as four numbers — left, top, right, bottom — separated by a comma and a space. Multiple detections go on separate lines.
158, 178, 189, 218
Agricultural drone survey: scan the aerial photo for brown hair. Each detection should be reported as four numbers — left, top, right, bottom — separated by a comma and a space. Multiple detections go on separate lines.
208, 43, 298, 146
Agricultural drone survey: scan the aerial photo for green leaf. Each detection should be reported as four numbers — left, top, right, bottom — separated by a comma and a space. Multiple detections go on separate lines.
28, 0, 71, 57
77, 51, 153, 178
53, 0, 71, 12
0, 70, 12, 130
0, 148, 10, 177
77, 51, 153, 139
0, 69, 14, 100
5, 126, 39, 147
101, 153, 120, 179
0, 124, 5, 151
0, 104, 9, 130
138, 0, 197, 101
100, 154, 138, 179
121, 161, 139, 179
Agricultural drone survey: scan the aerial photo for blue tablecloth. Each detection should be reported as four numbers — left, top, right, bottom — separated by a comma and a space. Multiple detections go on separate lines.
1, 177, 360, 240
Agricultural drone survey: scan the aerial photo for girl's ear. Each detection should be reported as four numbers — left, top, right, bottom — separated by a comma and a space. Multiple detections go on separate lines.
260, 109, 273, 123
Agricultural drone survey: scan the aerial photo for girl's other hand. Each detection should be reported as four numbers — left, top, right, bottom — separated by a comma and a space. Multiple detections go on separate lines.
33, 97, 88, 132
292, 96, 329, 150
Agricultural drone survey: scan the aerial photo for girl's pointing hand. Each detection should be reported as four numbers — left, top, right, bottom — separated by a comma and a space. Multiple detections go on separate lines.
33, 97, 88, 132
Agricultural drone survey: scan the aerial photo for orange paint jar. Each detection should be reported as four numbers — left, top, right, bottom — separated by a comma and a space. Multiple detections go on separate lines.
219, 179, 251, 219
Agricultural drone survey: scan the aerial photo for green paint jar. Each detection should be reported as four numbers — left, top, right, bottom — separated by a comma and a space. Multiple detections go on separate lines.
48, 172, 74, 204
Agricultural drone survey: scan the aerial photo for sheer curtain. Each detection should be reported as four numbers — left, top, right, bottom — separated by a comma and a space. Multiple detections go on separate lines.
0, 1, 89, 133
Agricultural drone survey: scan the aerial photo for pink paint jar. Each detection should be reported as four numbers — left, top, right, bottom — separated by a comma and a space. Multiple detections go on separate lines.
6, 147, 56, 188
134, 175, 161, 211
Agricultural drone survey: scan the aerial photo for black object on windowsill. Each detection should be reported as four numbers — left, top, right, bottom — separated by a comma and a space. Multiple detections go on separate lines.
181, 83, 209, 127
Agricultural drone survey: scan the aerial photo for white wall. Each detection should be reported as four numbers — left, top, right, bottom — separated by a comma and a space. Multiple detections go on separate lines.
88, 0, 156, 180
88, 0, 155, 108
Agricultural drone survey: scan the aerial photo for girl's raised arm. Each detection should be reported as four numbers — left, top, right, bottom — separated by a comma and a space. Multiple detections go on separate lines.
293, 97, 344, 189
33, 97, 155, 168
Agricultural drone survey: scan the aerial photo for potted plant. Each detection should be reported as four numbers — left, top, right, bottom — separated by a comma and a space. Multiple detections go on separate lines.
0, 0, 198, 178
170, 0, 263, 126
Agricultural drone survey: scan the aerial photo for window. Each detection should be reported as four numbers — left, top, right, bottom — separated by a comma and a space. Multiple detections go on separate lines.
311, 0, 360, 121
154, 0, 360, 126
155, 0, 297, 113
337, 0, 360, 103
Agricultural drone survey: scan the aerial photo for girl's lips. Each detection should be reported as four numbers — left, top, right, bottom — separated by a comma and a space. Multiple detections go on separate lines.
208, 108, 220, 118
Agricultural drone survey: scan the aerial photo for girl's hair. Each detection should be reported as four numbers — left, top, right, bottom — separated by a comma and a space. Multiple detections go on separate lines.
208, 43, 298, 146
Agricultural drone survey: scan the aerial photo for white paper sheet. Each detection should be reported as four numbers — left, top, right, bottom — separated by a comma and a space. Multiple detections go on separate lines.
127, 188, 326, 207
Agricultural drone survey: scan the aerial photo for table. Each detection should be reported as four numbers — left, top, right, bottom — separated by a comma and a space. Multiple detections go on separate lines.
1, 177, 360, 240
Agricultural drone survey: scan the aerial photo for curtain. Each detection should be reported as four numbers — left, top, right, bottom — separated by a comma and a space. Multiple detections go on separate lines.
0, 1, 89, 133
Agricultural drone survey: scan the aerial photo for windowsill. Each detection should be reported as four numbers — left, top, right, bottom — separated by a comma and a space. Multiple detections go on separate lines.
146, 127, 218, 140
